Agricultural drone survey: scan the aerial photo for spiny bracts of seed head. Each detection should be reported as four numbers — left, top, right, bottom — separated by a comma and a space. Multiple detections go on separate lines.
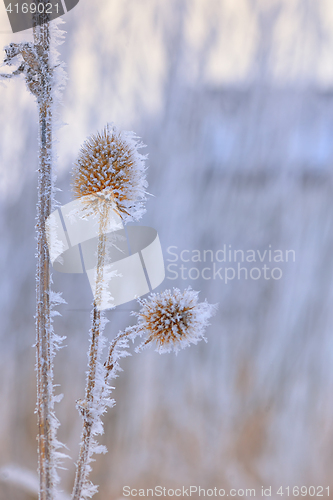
130, 287, 217, 354
72, 123, 148, 222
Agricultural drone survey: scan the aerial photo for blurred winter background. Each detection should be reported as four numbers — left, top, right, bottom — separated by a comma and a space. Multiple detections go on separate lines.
1, 0, 333, 498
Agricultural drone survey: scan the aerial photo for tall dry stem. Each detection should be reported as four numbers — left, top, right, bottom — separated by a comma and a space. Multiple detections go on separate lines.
72, 302, 102, 500
1, 7, 66, 498
34, 10, 54, 500
72, 210, 109, 500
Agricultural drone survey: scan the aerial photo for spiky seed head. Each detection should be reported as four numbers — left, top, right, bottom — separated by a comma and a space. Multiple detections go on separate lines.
72, 123, 148, 222
130, 287, 217, 354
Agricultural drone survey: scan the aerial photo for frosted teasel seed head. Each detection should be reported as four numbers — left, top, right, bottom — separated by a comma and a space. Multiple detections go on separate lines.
130, 287, 217, 354
72, 123, 148, 223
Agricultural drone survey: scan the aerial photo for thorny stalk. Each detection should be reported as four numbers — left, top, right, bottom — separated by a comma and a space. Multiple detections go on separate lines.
1, 8, 65, 498
72, 301, 102, 500
72, 315, 135, 500
33, 14, 55, 500
1, 8, 61, 499
72, 207, 109, 500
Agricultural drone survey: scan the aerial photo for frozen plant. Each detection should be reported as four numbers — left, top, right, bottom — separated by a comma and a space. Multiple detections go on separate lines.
71, 124, 148, 500
70, 126, 216, 499
1, 8, 67, 500
72, 286, 216, 500
131, 287, 217, 354
72, 123, 148, 222
1, 13, 217, 500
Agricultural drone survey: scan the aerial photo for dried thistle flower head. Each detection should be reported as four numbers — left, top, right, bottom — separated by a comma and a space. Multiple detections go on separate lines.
130, 287, 217, 354
72, 123, 148, 222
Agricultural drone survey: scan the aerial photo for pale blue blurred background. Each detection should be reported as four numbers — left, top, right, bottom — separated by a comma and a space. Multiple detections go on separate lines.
1, 1, 333, 498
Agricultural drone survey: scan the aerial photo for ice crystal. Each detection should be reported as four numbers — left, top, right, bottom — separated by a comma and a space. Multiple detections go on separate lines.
72, 123, 148, 223
129, 287, 217, 354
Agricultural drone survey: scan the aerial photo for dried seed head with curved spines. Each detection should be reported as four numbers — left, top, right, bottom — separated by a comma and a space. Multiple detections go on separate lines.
128, 287, 217, 354
72, 123, 148, 222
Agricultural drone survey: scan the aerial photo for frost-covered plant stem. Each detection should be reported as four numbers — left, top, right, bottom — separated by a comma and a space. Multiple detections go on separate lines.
72, 302, 102, 500
72, 312, 135, 500
72, 215, 108, 500
1, 9, 66, 499
34, 16, 55, 500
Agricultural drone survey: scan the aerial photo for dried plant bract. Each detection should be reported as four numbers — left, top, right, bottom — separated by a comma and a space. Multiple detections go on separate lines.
72, 123, 148, 222
129, 287, 217, 354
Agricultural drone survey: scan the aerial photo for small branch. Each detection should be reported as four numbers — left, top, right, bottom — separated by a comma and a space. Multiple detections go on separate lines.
104, 330, 134, 381
1, 40, 49, 95
72, 323, 136, 500
0, 66, 24, 78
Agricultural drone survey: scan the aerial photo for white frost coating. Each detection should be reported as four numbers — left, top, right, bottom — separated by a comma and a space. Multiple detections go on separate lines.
46, 210, 67, 265
89, 263, 120, 311
115, 127, 149, 224
48, 289, 69, 493
126, 287, 218, 354
47, 18, 69, 496
49, 17, 68, 213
